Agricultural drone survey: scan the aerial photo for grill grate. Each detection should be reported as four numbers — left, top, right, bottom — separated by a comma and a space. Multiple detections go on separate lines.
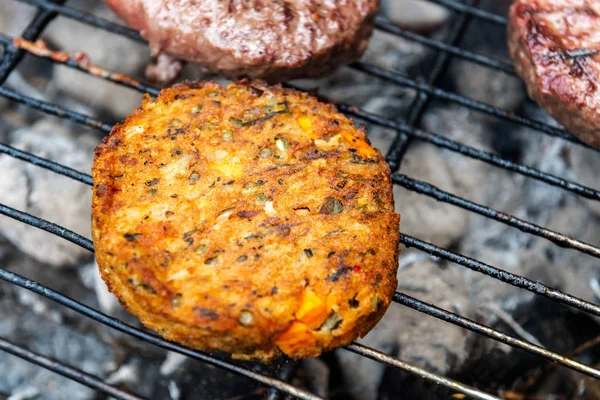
0, 1, 599, 399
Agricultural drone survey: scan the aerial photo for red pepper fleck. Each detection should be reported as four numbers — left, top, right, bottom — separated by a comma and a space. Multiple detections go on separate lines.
353, 265, 361, 272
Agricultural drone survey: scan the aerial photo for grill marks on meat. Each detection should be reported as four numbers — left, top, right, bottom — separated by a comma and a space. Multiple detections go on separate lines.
508, 0, 600, 148
105, 0, 380, 83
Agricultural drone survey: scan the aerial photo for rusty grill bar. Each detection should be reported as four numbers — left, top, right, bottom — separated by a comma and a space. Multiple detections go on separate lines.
0, 1, 599, 399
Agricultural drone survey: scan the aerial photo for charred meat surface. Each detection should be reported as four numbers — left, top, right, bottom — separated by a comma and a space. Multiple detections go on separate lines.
508, 0, 600, 148
104, 0, 380, 82
92, 80, 400, 361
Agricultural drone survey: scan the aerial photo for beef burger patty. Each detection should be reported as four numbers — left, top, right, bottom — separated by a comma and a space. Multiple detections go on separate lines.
508, 0, 600, 148
105, 0, 380, 82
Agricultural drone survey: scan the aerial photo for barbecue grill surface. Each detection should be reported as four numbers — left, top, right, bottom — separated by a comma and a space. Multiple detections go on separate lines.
0, 1, 600, 399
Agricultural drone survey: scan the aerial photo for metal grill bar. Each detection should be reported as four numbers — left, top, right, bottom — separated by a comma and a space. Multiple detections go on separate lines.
14, 0, 144, 43
0, 35, 160, 97
0, 87, 112, 132
8, 195, 598, 322
373, 17, 514, 74
427, 0, 508, 25
350, 61, 587, 149
5, 137, 600, 279
385, 0, 475, 171
0, 1, 62, 85
6, 138, 600, 295
0, 203, 94, 251
1, 0, 600, 316
0, 261, 501, 400
344, 343, 500, 400
8, 2, 593, 189
3, 35, 597, 203
30, 0, 505, 79
4, 72, 598, 207
0, 337, 146, 400
0, 166, 520, 400
393, 292, 600, 380
399, 234, 600, 317
1, 119, 599, 316
0, 142, 93, 185
264, 358, 299, 400
1, 1, 599, 398
4, 201, 600, 382
338, 104, 600, 200
393, 174, 600, 258
2, 31, 587, 175
14, 0, 515, 81
3, 44, 595, 205
0, 268, 323, 400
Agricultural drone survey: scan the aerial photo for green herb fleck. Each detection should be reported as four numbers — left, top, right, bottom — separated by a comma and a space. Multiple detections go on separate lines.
188, 171, 201, 182
239, 101, 290, 126
275, 138, 289, 151
256, 193, 273, 204
229, 117, 244, 128
124, 233, 141, 242
237, 255, 248, 262
320, 197, 343, 215
204, 257, 218, 266
319, 312, 343, 331
259, 148, 273, 158
222, 130, 233, 141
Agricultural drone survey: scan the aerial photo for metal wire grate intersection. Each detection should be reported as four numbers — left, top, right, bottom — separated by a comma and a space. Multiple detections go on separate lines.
0, 1, 599, 399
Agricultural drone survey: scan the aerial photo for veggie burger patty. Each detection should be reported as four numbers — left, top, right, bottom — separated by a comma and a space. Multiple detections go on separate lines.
92, 81, 400, 360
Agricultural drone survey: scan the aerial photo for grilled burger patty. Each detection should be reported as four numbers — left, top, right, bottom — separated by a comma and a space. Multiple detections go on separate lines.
508, 0, 600, 148
104, 0, 380, 82
92, 81, 400, 360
